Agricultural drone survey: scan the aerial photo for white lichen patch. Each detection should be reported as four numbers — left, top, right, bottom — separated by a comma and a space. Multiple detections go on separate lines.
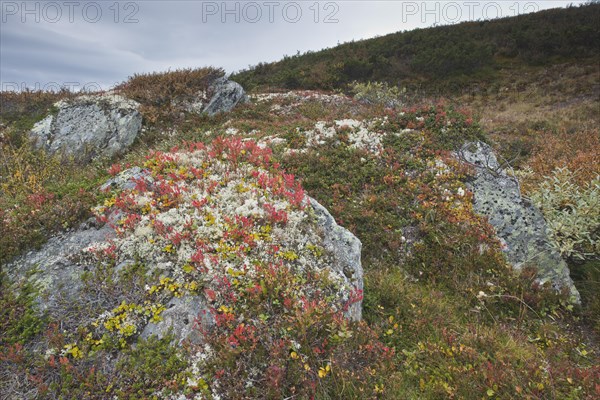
251, 91, 352, 115
298, 117, 389, 154
81, 138, 355, 391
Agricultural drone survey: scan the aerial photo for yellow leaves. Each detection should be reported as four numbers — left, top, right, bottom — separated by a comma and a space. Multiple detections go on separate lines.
101, 299, 165, 339
278, 250, 299, 261
204, 212, 216, 226
158, 276, 171, 286
235, 183, 250, 193
104, 312, 125, 332
163, 244, 175, 253
216, 240, 237, 256
84, 333, 104, 347
120, 323, 137, 337
256, 224, 273, 241
226, 267, 246, 277
218, 305, 233, 314
168, 283, 183, 297
104, 196, 116, 207
63, 343, 83, 359
384, 315, 400, 336
150, 276, 183, 296
177, 166, 188, 176
140, 203, 152, 214
185, 280, 200, 293
306, 243, 323, 257
149, 304, 166, 323
318, 364, 331, 378
183, 264, 195, 274
197, 378, 209, 390
290, 351, 299, 359
1, 141, 61, 197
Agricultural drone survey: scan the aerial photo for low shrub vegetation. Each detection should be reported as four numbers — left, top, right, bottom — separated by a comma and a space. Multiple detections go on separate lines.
0, 133, 103, 264
1, 66, 598, 399
114, 67, 224, 126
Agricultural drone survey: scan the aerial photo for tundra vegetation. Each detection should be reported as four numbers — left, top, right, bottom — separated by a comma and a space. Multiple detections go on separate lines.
1, 4, 599, 400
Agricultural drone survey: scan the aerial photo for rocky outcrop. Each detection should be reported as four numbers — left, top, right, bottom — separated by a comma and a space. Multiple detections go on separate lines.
28, 78, 246, 163
30, 94, 142, 162
176, 77, 248, 116
5, 141, 363, 346
5, 219, 115, 314
203, 76, 248, 116
310, 198, 363, 321
457, 141, 580, 303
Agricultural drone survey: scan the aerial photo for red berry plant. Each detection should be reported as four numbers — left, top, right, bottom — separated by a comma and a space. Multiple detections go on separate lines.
75, 137, 392, 398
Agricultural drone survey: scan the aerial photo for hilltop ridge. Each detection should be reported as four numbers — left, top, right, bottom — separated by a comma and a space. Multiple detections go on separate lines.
233, 3, 600, 92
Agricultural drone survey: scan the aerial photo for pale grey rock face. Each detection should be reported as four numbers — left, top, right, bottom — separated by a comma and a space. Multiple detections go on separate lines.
140, 295, 213, 344
309, 197, 363, 321
4, 169, 363, 345
5, 220, 115, 313
457, 141, 580, 303
203, 77, 248, 116
30, 94, 142, 162
100, 166, 152, 192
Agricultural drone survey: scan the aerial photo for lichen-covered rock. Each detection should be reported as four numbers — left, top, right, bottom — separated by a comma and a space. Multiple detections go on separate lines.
203, 77, 248, 116
457, 141, 580, 303
5, 219, 115, 313
140, 295, 211, 344
100, 166, 151, 192
30, 93, 142, 162
309, 197, 363, 321
5, 138, 363, 354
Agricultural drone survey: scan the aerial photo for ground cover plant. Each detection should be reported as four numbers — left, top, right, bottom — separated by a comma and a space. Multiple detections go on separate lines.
1, 11, 599, 394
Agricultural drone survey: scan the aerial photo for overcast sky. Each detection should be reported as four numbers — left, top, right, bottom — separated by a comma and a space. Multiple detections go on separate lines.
0, 0, 588, 91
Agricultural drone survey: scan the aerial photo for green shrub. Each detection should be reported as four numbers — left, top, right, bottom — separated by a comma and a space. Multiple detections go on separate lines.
0, 272, 45, 345
529, 168, 600, 261
351, 81, 405, 108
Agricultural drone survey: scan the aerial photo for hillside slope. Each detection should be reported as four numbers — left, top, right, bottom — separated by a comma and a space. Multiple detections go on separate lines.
1, 71, 599, 398
233, 3, 600, 92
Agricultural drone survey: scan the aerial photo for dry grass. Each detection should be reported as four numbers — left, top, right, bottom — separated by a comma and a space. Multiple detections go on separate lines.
460, 62, 599, 134
114, 67, 224, 125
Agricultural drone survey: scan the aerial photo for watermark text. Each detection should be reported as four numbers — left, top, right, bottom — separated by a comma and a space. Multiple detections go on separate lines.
1, 1, 140, 23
